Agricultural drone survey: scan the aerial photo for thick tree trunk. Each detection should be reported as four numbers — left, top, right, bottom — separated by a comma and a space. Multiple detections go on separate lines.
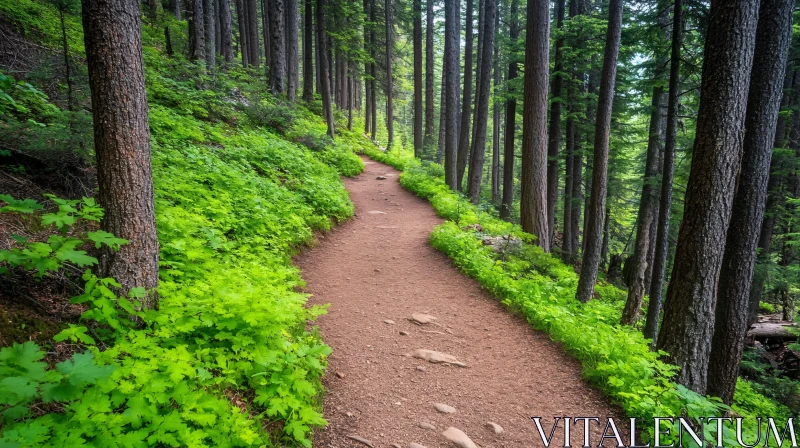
575, 0, 622, 302
316, 0, 334, 137
286, 0, 299, 100
423, 0, 435, 154
492, 11, 501, 205
413, 0, 423, 156
191, 0, 206, 60
303, 0, 314, 100
707, 0, 793, 404
621, 86, 666, 325
456, 0, 475, 188
219, 0, 234, 63
467, 0, 496, 203
656, 0, 759, 394
438, 55, 447, 163
643, 0, 682, 345
385, 0, 394, 148
363, 0, 371, 133
236, 0, 249, 66
444, 0, 460, 189
247, 0, 259, 67
269, 0, 286, 94
81, 0, 160, 308
519, 0, 551, 251
546, 0, 566, 241
562, 91, 575, 262
204, 0, 216, 73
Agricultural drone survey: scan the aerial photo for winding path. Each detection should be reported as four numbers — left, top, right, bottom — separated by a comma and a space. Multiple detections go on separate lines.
297, 157, 622, 448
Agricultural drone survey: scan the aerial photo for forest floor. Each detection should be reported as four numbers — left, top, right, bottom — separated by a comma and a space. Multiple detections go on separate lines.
297, 156, 624, 448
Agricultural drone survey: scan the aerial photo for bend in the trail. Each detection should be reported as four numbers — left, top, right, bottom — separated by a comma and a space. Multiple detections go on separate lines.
297, 156, 623, 448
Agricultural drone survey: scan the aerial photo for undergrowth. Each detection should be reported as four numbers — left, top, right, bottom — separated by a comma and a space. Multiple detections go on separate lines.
367, 153, 794, 445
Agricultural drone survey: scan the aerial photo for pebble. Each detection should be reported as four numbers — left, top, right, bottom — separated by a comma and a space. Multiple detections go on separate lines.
415, 365, 426, 372
434, 403, 456, 414
335, 372, 345, 379
486, 421, 504, 434
384, 319, 396, 325
346, 435, 374, 447
418, 422, 436, 430
400, 331, 410, 336
391, 444, 402, 448
376, 176, 387, 180
409, 444, 428, 448
442, 427, 478, 448
410, 349, 467, 367
409, 313, 437, 324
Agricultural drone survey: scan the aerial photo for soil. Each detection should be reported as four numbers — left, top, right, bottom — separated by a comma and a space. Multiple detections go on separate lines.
297, 157, 625, 448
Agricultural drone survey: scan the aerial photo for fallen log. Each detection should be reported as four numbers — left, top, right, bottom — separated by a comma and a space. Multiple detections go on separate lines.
748, 322, 797, 340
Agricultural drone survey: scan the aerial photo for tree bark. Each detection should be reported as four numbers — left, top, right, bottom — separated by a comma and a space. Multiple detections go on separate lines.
81, 0, 160, 308
286, 0, 299, 100
444, 0, 460, 189
707, 0, 793, 405
191, 0, 206, 60
204, 0, 216, 73
546, 0, 566, 241
491, 8, 501, 205
467, 0, 496, 203
317, 0, 334, 137
303, 0, 314, 100
621, 86, 666, 325
500, 0, 518, 221
269, 0, 286, 94
656, 0, 759, 394
456, 0, 475, 188
644, 0, 682, 345
413, 0, 423, 156
385, 0, 394, 148
247, 0, 259, 67
438, 53, 447, 163
519, 0, 551, 251
219, 0, 234, 63
236, 0, 249, 66
575, 0, 622, 302
423, 0, 435, 154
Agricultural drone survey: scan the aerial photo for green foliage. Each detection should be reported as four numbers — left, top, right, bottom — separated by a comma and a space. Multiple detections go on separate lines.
395, 162, 789, 445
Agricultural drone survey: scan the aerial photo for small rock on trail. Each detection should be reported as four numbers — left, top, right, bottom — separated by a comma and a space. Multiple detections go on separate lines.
433, 403, 456, 414
409, 349, 466, 367
346, 434, 374, 447
384, 319, 396, 325
409, 313, 438, 324
442, 427, 478, 448
418, 422, 436, 430
486, 421, 504, 434
409, 444, 428, 448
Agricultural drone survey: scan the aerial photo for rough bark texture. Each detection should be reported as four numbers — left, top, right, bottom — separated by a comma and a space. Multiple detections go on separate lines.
385, 0, 394, 148
204, 0, 216, 73
643, 0, 682, 344
316, 0, 334, 137
269, 0, 286, 94
81, 0, 160, 308
423, 0, 435, 153
575, 0, 622, 302
437, 53, 447, 163
519, 0, 551, 251
363, 0, 371, 133
286, 0, 299, 100
236, 0, 248, 66
303, 0, 314, 100
621, 86, 665, 325
191, 0, 206, 60
707, 0, 793, 404
656, 0, 759, 394
246, 0, 259, 67
491, 10, 501, 205
456, 0, 475, 189
219, 0, 234, 63
444, 0, 460, 189
262, 0, 270, 71
467, 0, 496, 203
546, 0, 566, 241
413, 0, 423, 156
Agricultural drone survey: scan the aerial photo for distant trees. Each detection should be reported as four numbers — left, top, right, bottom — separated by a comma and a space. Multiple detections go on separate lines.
443, 0, 460, 190
81, 0, 159, 308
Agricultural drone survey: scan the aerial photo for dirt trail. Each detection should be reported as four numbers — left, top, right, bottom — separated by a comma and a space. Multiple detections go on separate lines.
297, 157, 622, 448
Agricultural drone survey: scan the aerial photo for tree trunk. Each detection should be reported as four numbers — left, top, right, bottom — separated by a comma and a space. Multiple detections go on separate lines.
81, 0, 160, 308
707, 0, 793, 405
58, 6, 73, 111
219, 0, 234, 63
643, 0, 682, 345
176, 0, 181, 20
519, 0, 551, 251
363, 0, 371, 132
204, 0, 216, 73
269, 0, 286, 94
215, 0, 221, 53
191, 0, 206, 60
236, 0, 249, 66
621, 86, 666, 325
444, 0, 460, 189
247, 0, 259, 68
656, 0, 759, 394
562, 90, 574, 262
423, 0, 435, 154
500, 0, 519, 221
467, 0, 496, 203
491, 10, 501, 205
575, 0, 622, 302
546, 0, 566, 241
413, 0, 423, 156
438, 54, 447, 163
303, 0, 314, 100
316, 0, 334, 137
385, 0, 394, 148
456, 0, 474, 189
286, 0, 299, 100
